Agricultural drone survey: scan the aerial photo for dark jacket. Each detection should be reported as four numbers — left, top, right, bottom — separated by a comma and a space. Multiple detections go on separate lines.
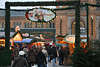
47, 47, 51, 55
37, 51, 47, 64
58, 49, 65, 57
50, 47, 57, 58
27, 48, 37, 65
11, 56, 28, 67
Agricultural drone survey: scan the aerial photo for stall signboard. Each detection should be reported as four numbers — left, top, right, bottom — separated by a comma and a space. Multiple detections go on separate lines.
65, 35, 75, 43
25, 8, 56, 22
0, 39, 5, 47
65, 35, 87, 43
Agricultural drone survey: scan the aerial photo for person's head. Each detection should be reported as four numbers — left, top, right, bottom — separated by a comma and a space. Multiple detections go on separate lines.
42, 46, 46, 49
32, 45, 36, 49
15, 26, 20, 32
38, 47, 42, 52
19, 51, 25, 56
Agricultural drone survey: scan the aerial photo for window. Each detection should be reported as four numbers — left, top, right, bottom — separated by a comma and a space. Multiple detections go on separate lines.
31, 22, 35, 28
2, 22, 5, 28
41, 23, 43, 28
37, 23, 41, 28
49, 22, 52, 28
24, 22, 29, 28
96, 0, 100, 10
35, 23, 37, 28
0, 22, 2, 28
80, 0, 88, 3
72, 21, 85, 34
29, 22, 32, 28
49, 22, 55, 28
96, 0, 100, 4
46, 23, 49, 28
13, 22, 21, 28
52, 23, 55, 28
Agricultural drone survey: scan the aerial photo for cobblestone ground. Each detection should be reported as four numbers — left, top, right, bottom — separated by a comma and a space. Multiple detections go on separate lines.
47, 59, 72, 67
3, 63, 72, 67
47, 62, 72, 67
2, 59, 72, 67
1, 64, 72, 67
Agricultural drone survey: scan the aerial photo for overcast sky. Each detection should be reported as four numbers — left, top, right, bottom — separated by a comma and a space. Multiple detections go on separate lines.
0, 0, 56, 9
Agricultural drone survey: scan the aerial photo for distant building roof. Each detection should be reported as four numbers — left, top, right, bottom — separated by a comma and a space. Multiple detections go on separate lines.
0, 10, 26, 16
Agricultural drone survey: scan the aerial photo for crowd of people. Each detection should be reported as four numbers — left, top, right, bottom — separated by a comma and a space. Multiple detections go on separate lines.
10, 43, 70, 67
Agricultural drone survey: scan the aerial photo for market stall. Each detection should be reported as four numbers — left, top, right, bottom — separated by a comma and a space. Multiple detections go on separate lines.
65, 35, 87, 55
56, 35, 68, 47
0, 38, 5, 47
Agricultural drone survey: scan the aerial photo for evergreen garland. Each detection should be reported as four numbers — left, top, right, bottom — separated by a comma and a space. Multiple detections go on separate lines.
72, 47, 94, 67
72, 40, 100, 67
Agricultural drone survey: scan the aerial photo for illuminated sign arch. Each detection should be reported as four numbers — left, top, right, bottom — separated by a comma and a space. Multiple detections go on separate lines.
25, 8, 56, 22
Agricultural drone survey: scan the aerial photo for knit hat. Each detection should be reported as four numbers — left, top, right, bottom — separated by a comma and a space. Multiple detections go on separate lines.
19, 51, 25, 55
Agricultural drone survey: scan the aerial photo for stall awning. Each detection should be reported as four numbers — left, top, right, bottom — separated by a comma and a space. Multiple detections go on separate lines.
22, 39, 32, 43
14, 41, 22, 43
14, 38, 32, 43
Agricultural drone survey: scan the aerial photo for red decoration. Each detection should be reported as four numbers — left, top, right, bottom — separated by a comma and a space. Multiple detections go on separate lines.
25, 12, 29, 19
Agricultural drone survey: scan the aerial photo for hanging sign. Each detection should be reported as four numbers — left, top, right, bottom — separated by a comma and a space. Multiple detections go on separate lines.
65, 35, 75, 43
25, 8, 56, 22
0, 39, 5, 47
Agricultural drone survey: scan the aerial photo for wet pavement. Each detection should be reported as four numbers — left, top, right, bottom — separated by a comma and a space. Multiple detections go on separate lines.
3, 63, 72, 67
47, 61, 72, 67
4, 59, 72, 67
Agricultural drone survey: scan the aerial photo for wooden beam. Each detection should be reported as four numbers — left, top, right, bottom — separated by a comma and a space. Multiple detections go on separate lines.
7, 1, 78, 6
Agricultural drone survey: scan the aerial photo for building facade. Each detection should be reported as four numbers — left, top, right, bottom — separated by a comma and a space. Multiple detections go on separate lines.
55, 0, 100, 41
0, 0, 100, 40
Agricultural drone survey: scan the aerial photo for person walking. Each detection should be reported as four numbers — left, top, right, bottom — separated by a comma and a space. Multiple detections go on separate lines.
27, 47, 37, 67
47, 46, 52, 62
50, 46, 57, 67
37, 48, 47, 67
42, 46, 48, 57
58, 46, 65, 65
11, 51, 28, 67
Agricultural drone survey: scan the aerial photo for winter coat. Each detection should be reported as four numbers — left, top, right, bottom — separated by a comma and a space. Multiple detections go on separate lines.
50, 47, 57, 58
58, 49, 65, 58
11, 56, 28, 67
37, 51, 47, 64
27, 49, 37, 65
42, 49, 48, 56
